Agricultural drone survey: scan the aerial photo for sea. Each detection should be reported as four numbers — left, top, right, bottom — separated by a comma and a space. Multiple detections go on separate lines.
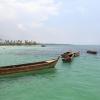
0, 44, 100, 100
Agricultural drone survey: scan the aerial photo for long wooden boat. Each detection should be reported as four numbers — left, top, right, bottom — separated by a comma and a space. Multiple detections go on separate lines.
0, 57, 59, 75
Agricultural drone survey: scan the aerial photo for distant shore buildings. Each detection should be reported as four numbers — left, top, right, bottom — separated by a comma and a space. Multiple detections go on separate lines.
0, 39, 39, 46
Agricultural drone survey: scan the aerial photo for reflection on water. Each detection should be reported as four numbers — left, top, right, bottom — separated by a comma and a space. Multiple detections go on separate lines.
0, 68, 57, 80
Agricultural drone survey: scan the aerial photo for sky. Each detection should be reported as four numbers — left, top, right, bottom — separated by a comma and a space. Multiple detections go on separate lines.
0, 0, 100, 44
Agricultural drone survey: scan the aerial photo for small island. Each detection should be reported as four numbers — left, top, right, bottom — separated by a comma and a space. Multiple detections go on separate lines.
0, 39, 40, 46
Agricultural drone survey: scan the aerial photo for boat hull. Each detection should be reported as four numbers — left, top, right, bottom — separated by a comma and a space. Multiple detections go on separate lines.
62, 56, 73, 62
87, 50, 97, 54
0, 57, 59, 75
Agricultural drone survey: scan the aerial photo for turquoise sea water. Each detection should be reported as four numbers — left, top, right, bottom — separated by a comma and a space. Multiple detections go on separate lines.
0, 45, 100, 100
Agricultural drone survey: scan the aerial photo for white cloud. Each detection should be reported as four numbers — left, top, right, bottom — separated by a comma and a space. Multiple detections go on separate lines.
32, 22, 43, 28
0, 0, 61, 27
17, 24, 26, 31
0, 1, 16, 20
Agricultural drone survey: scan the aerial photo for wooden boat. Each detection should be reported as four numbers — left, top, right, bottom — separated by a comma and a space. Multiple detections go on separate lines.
73, 51, 80, 57
0, 57, 59, 75
61, 51, 71, 58
62, 53, 74, 62
41, 44, 46, 47
87, 50, 97, 54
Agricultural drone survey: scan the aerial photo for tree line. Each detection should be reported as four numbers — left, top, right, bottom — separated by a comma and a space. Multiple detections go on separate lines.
0, 39, 39, 46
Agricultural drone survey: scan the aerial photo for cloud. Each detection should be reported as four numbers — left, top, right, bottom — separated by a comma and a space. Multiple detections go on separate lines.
17, 24, 26, 31
0, 0, 62, 41
0, 1, 16, 20
0, 0, 61, 27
